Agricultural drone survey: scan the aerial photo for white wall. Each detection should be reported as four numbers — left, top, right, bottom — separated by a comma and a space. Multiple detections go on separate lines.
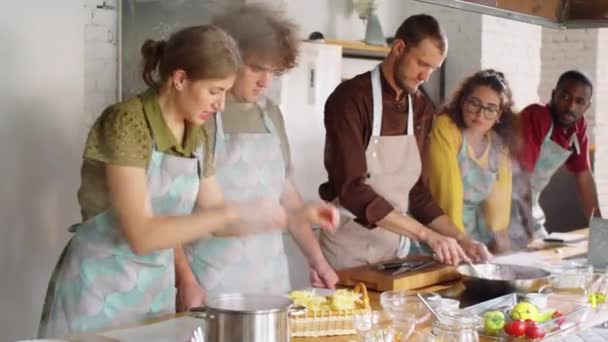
0, 1, 85, 340
481, 16, 542, 110
593, 29, 608, 215
120, 0, 221, 98
85, 0, 118, 124
283, 0, 377, 41
283, 0, 483, 96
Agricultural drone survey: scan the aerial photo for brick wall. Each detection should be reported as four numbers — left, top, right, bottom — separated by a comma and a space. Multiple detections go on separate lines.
84, 0, 118, 124
539, 27, 608, 212
540, 28, 599, 140
480, 16, 542, 110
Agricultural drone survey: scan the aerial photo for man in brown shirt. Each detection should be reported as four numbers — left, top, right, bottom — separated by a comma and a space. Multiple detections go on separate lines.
319, 15, 491, 267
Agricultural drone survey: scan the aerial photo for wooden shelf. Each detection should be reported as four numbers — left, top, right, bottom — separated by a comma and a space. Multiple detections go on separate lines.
323, 39, 389, 59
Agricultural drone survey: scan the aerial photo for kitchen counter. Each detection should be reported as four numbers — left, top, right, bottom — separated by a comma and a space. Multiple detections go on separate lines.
295, 229, 596, 341
84, 229, 601, 341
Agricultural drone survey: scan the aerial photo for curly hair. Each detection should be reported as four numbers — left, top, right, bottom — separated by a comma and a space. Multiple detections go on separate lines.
212, 3, 299, 72
441, 69, 519, 156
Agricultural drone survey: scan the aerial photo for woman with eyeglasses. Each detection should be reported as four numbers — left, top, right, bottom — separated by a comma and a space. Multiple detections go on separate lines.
425, 69, 518, 253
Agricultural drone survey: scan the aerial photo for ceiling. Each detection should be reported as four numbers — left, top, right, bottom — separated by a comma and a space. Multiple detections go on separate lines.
413, 0, 608, 29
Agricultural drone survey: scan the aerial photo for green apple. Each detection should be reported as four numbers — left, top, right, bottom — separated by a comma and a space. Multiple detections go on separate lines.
511, 302, 539, 321
484, 310, 506, 334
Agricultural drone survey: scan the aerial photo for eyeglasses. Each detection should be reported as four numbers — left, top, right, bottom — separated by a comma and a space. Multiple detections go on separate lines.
246, 63, 285, 77
465, 98, 501, 119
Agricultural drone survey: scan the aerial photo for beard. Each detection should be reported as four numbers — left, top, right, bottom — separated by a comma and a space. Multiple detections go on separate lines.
550, 104, 579, 127
557, 112, 579, 127
393, 62, 417, 94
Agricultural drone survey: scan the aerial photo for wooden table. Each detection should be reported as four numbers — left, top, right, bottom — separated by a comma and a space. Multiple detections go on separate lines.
85, 230, 595, 342
295, 229, 593, 342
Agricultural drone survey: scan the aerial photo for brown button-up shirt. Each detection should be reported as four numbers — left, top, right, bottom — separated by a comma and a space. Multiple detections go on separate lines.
319, 69, 443, 227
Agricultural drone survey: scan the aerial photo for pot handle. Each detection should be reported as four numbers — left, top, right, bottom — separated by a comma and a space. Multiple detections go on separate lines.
189, 306, 216, 320
288, 304, 308, 317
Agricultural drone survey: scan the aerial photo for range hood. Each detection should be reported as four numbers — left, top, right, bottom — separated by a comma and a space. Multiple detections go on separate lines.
413, 0, 608, 29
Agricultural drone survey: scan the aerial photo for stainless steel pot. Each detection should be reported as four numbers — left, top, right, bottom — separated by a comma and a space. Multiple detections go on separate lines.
457, 263, 550, 298
189, 293, 306, 342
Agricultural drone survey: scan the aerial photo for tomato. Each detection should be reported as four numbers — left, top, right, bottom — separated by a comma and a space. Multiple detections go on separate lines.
504, 319, 526, 337
552, 310, 566, 327
525, 323, 546, 339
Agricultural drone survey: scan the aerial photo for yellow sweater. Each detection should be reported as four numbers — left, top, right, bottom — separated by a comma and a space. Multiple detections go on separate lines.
426, 115, 512, 233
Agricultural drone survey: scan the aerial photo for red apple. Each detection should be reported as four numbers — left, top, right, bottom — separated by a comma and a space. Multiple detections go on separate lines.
525, 323, 546, 339
504, 319, 526, 337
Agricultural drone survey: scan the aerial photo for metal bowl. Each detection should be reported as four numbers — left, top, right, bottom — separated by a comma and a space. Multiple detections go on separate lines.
457, 264, 551, 298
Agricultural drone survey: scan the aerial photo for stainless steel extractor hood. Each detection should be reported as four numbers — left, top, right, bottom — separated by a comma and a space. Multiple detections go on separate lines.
412, 0, 608, 29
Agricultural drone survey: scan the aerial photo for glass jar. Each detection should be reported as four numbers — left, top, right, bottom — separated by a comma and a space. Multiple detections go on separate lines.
353, 310, 416, 342
543, 261, 594, 294
587, 271, 608, 308
380, 290, 433, 324
428, 309, 482, 342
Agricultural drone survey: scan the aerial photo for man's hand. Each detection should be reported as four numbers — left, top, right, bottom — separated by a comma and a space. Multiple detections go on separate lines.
459, 237, 492, 263
309, 259, 338, 289
176, 278, 206, 312
424, 231, 470, 266
215, 199, 288, 237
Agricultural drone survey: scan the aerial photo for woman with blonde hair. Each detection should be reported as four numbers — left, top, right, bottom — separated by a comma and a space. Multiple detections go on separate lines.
38, 25, 325, 338
426, 69, 517, 253
186, 4, 339, 298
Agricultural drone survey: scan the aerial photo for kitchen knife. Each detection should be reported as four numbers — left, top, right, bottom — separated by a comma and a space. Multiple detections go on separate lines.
391, 260, 436, 276
376, 260, 426, 271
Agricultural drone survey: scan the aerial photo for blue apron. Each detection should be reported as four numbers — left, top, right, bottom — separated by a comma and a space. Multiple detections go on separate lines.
510, 123, 575, 248
39, 144, 201, 337
459, 133, 500, 245
187, 104, 290, 295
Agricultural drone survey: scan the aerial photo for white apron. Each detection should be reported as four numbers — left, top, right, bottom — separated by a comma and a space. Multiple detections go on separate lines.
320, 66, 422, 270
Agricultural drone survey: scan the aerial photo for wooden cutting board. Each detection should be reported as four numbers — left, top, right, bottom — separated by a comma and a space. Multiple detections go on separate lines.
337, 256, 460, 292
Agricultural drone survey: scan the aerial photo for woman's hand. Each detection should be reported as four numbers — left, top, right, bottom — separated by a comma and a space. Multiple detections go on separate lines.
289, 201, 340, 232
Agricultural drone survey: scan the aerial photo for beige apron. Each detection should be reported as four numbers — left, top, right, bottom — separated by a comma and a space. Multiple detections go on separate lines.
320, 66, 422, 270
